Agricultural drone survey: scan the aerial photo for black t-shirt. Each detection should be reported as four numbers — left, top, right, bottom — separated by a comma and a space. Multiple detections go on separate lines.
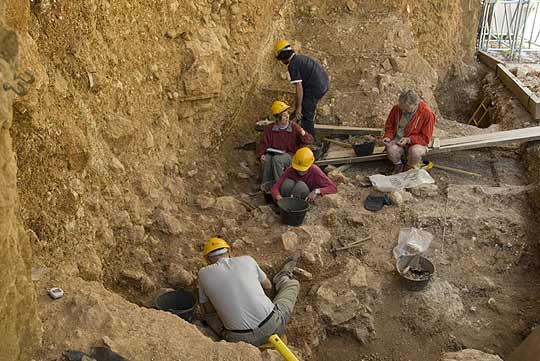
288, 54, 329, 95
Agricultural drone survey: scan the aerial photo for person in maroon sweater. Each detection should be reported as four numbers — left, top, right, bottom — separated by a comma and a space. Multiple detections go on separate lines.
272, 147, 337, 202
259, 101, 313, 188
382, 90, 436, 173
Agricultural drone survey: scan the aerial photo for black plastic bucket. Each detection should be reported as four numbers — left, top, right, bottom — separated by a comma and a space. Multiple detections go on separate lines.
277, 198, 309, 226
353, 141, 375, 156
396, 256, 435, 291
154, 289, 197, 322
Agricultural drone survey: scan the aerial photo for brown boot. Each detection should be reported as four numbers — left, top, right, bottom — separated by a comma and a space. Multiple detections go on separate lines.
392, 164, 404, 174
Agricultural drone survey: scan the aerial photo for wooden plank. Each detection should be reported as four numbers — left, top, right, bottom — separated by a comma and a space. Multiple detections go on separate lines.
440, 126, 540, 147
315, 124, 382, 136
316, 153, 387, 166
477, 50, 503, 70
497, 64, 540, 119
316, 126, 540, 166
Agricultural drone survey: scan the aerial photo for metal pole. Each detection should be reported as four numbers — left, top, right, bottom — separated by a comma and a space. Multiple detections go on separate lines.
529, 1, 539, 48
510, 0, 524, 59
517, 1, 528, 60
479, 1, 489, 50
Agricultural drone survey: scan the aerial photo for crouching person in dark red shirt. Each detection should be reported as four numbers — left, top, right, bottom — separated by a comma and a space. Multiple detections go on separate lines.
271, 147, 337, 203
259, 101, 313, 188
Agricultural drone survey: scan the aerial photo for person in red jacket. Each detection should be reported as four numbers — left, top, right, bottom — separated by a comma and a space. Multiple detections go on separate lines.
272, 147, 337, 202
382, 90, 436, 173
259, 101, 313, 188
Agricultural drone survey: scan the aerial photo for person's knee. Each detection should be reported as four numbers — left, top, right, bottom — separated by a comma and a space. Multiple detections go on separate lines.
292, 181, 310, 199
408, 145, 426, 163
280, 178, 295, 196
386, 144, 402, 162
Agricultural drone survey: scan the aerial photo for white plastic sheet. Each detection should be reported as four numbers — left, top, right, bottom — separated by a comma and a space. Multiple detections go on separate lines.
369, 168, 435, 193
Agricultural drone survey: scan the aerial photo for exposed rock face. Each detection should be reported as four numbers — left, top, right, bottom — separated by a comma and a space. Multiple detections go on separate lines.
36, 276, 263, 361
0, 23, 40, 361
315, 258, 375, 344
441, 349, 503, 361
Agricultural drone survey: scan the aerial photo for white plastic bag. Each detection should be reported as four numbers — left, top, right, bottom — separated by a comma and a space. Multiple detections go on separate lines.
392, 227, 433, 260
369, 168, 435, 193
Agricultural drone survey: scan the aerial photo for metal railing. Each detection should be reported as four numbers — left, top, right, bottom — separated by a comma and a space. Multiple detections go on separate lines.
478, 0, 540, 60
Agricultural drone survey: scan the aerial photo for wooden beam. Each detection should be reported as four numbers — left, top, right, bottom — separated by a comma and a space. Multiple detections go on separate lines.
477, 50, 503, 70
316, 153, 387, 166
496, 64, 540, 120
441, 126, 540, 147
315, 124, 382, 136
316, 126, 540, 166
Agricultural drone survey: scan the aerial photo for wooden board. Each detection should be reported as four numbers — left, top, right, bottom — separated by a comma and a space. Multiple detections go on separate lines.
315, 124, 382, 136
477, 50, 503, 70
496, 64, 540, 120
316, 126, 540, 166
441, 126, 540, 147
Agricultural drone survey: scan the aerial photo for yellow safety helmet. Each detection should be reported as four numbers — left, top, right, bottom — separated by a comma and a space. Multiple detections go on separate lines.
271, 100, 290, 116
202, 237, 231, 257
274, 39, 292, 58
292, 147, 315, 172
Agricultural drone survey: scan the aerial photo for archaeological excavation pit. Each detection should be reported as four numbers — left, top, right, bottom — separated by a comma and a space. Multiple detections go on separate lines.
2, 1, 540, 361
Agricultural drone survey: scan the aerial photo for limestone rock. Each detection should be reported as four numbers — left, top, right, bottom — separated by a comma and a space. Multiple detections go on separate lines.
132, 248, 153, 265
196, 195, 216, 209
315, 258, 369, 326
328, 169, 349, 184
293, 267, 313, 281
408, 184, 439, 197
152, 209, 183, 235
166, 264, 195, 288
78, 248, 103, 281
316, 285, 359, 325
281, 231, 298, 251
441, 349, 503, 361
214, 196, 245, 213
403, 279, 464, 331
261, 350, 282, 361
121, 270, 155, 292
318, 193, 344, 208
323, 208, 339, 227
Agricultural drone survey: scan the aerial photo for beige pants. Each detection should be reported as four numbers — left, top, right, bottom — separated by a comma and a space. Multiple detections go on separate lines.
205, 278, 300, 346
386, 141, 427, 167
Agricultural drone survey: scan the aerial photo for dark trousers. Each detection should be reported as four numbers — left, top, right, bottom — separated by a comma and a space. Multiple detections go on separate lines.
300, 89, 327, 139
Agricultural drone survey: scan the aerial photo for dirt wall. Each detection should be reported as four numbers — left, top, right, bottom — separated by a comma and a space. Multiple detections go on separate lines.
0, 19, 40, 361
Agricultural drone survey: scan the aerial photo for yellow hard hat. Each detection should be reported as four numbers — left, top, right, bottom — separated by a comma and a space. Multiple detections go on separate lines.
271, 100, 290, 116
203, 237, 231, 257
274, 39, 291, 57
292, 147, 315, 172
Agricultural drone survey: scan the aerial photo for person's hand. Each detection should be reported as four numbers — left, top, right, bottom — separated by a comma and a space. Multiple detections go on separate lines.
398, 137, 410, 147
294, 108, 302, 121
275, 194, 282, 201
306, 191, 317, 202
293, 122, 306, 136
381, 137, 391, 146
260, 154, 266, 162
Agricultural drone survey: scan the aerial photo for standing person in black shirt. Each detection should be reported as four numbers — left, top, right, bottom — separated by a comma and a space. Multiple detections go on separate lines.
274, 40, 329, 139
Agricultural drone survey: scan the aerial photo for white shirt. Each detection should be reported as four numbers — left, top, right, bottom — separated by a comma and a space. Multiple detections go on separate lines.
198, 256, 274, 330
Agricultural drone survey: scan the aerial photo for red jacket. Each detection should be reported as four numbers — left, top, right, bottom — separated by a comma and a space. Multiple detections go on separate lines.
271, 165, 337, 200
258, 121, 313, 158
383, 101, 435, 146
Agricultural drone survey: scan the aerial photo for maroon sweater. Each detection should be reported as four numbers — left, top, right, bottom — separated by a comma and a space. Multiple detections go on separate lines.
258, 121, 314, 158
272, 165, 337, 200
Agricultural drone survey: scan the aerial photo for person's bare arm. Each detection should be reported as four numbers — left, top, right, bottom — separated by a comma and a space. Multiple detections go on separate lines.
201, 301, 216, 316
294, 82, 303, 121
261, 277, 272, 290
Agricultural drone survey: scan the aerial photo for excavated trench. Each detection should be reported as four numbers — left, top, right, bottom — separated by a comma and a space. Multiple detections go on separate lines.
3, 1, 540, 360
